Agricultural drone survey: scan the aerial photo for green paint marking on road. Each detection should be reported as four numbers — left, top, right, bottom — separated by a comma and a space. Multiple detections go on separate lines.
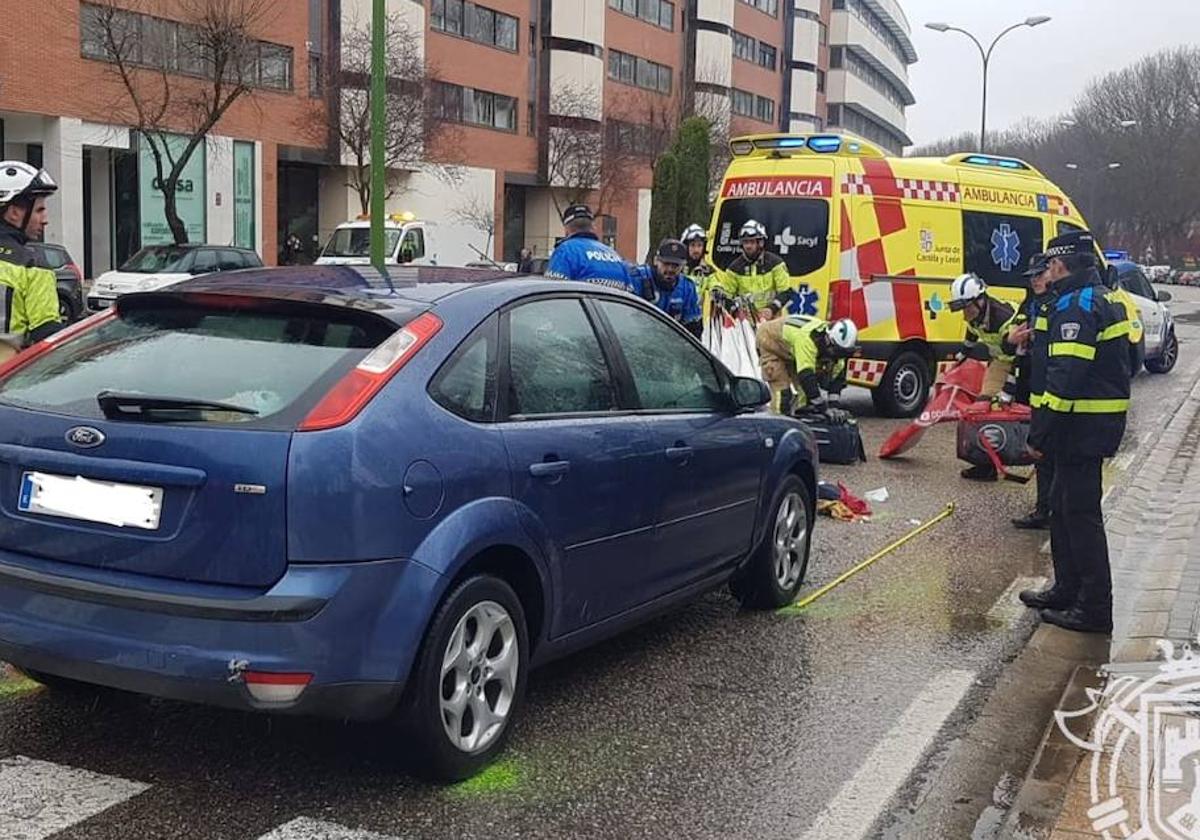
0, 673, 40, 698
448, 757, 522, 796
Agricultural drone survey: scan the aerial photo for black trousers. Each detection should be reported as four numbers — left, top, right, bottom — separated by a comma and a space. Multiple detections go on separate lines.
1048, 457, 1112, 619
1035, 459, 1055, 517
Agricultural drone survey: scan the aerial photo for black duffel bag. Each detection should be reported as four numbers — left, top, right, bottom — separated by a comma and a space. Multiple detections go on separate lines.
796, 413, 867, 465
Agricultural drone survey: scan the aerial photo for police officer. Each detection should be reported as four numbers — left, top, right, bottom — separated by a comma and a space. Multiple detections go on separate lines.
1021, 230, 1130, 634
1008, 253, 1056, 530
546, 204, 652, 299
714, 220, 793, 315
634, 239, 702, 338
680, 224, 715, 289
0, 162, 62, 353
757, 314, 858, 419
948, 272, 1020, 480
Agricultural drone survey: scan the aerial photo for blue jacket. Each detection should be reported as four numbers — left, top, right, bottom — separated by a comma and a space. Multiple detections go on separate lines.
547, 233, 647, 295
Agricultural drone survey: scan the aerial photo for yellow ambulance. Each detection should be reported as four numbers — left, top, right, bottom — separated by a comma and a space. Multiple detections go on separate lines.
708, 133, 1139, 417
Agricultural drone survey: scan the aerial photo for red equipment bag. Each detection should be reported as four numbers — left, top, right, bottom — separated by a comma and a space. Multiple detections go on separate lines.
956, 402, 1036, 481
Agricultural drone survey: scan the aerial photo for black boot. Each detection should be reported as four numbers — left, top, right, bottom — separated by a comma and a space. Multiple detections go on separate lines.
1040, 607, 1112, 634
1019, 587, 1072, 609
779, 390, 795, 416
961, 463, 998, 481
1012, 510, 1050, 530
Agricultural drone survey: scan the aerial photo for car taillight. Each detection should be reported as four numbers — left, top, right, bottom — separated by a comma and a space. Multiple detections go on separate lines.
243, 671, 313, 704
0, 308, 117, 383
67, 262, 83, 283
298, 311, 443, 432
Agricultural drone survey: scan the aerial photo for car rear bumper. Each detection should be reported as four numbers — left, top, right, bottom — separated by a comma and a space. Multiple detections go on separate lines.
86, 294, 115, 311
0, 552, 444, 720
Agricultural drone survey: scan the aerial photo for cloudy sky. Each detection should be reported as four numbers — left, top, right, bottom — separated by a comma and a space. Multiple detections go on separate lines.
902, 0, 1200, 146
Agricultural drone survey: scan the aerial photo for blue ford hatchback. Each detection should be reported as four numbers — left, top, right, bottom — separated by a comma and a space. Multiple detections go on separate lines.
0, 266, 817, 779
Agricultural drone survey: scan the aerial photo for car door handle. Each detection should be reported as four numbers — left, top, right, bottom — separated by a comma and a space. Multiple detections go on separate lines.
529, 460, 571, 479
665, 446, 694, 463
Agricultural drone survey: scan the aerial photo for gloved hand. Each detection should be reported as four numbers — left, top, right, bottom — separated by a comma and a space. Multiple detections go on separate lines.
991, 393, 1014, 410
709, 287, 731, 309
825, 407, 851, 425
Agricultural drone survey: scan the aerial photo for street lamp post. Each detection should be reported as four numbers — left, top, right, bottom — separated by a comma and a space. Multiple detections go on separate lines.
1065, 162, 1122, 226
926, 16, 1052, 153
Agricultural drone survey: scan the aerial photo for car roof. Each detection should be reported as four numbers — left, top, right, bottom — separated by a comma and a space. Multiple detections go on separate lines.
166, 264, 592, 322
140, 243, 254, 252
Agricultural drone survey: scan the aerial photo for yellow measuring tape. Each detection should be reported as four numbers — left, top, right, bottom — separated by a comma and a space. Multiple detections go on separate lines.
782, 502, 956, 613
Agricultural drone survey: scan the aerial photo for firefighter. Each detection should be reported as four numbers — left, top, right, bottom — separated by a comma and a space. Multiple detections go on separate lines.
948, 272, 1020, 480
1021, 230, 1130, 634
630, 239, 703, 338
680, 224, 715, 286
757, 314, 858, 420
1008, 253, 1056, 530
713, 220, 793, 315
0, 162, 62, 354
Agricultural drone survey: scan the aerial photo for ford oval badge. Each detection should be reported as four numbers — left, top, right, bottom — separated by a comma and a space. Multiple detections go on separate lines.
66, 426, 106, 449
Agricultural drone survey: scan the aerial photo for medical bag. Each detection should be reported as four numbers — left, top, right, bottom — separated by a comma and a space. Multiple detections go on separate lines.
956, 402, 1036, 469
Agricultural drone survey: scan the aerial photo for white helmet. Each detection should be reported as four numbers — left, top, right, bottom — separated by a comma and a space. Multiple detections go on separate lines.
681, 224, 707, 244
0, 161, 57, 209
739, 220, 767, 241
826, 318, 859, 354
949, 273, 987, 312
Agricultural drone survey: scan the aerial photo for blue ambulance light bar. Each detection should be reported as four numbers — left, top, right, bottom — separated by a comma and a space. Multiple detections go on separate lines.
962, 154, 1030, 171
807, 136, 843, 153
731, 135, 855, 156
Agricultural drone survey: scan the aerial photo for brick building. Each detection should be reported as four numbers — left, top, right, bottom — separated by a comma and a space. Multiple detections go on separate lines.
0, 0, 914, 274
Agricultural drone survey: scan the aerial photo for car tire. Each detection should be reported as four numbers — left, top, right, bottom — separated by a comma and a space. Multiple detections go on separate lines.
872, 350, 931, 418
57, 294, 78, 323
402, 575, 528, 782
732, 476, 813, 610
1146, 329, 1179, 374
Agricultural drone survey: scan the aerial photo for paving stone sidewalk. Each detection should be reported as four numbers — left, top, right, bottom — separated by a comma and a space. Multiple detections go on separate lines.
1000, 372, 1200, 839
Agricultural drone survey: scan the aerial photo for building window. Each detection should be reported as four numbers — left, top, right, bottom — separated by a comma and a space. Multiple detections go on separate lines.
755, 95, 775, 123
609, 0, 675, 31
757, 42, 777, 70
605, 119, 669, 158
827, 103, 904, 152
732, 31, 755, 62
841, 47, 909, 108
608, 49, 671, 94
308, 53, 323, 97
527, 101, 536, 136
816, 68, 826, 93
830, 47, 844, 69
432, 0, 519, 52
819, 21, 828, 45
434, 82, 518, 132
833, 0, 908, 67
737, 0, 779, 17
731, 88, 754, 117
79, 3, 293, 91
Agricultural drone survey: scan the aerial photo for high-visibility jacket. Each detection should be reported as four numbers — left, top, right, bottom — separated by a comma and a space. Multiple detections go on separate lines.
957, 291, 1018, 364
1028, 267, 1131, 460
716, 251, 792, 312
0, 220, 60, 348
781, 314, 847, 407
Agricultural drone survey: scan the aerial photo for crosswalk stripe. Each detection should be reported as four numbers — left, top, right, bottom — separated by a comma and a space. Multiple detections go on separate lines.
257, 817, 406, 840
0, 755, 150, 840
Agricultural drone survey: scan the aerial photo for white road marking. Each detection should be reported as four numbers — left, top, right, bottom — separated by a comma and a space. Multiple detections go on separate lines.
986, 576, 1048, 626
0, 755, 150, 840
797, 669, 977, 840
258, 817, 405, 840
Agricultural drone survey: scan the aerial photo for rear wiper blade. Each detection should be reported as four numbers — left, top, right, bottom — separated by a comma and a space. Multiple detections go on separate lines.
97, 391, 260, 421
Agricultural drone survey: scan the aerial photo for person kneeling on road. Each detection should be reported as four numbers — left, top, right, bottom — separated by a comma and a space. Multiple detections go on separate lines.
757, 314, 858, 421
630, 239, 703, 338
948, 272, 1020, 481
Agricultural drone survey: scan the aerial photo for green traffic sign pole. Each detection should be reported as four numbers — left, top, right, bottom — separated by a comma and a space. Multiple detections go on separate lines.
369, 0, 386, 272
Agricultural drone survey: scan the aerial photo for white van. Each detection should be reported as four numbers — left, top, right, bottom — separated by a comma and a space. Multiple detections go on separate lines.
315, 215, 438, 266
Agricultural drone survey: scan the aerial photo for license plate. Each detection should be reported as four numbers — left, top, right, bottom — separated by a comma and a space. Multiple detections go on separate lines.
89, 298, 112, 310
18, 472, 163, 530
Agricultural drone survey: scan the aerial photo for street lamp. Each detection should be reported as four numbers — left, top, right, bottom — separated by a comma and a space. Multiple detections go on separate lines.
1060, 118, 1138, 129
1064, 163, 1122, 222
925, 15, 1052, 153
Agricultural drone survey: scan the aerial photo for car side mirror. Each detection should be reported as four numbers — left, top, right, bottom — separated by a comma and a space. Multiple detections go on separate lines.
731, 377, 771, 411
1156, 290, 1172, 303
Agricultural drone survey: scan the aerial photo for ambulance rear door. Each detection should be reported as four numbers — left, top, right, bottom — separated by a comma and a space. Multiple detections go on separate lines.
711, 157, 837, 317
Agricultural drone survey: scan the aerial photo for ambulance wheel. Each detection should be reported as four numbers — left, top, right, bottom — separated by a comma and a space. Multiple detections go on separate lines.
1146, 330, 1178, 374
873, 351, 931, 418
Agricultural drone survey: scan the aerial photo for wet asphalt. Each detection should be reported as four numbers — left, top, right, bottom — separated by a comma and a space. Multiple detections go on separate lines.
3, 285, 1199, 840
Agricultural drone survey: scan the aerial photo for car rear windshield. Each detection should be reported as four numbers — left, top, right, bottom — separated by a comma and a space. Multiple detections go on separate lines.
323, 228, 402, 259
120, 247, 194, 274
0, 299, 402, 428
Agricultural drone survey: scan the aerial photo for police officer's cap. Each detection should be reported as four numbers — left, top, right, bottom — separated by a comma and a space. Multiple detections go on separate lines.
1044, 230, 1096, 259
1022, 253, 1050, 278
655, 239, 687, 266
562, 204, 595, 225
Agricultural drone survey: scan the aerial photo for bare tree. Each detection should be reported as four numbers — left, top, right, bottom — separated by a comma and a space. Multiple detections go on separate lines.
84, 0, 275, 243
304, 13, 461, 214
451, 193, 497, 260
